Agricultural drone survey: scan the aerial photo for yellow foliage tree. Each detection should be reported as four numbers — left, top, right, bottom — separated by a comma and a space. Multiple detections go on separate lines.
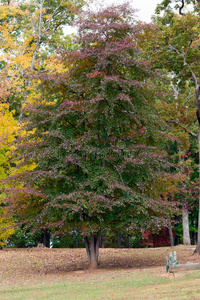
0, 0, 83, 120
0, 0, 83, 247
0, 104, 18, 248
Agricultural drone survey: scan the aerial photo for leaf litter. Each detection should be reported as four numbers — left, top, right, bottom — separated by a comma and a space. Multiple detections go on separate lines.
0, 245, 200, 287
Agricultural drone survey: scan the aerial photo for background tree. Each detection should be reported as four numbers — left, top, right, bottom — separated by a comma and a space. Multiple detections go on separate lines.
0, 0, 84, 248
0, 0, 83, 118
138, 0, 200, 249
0, 104, 18, 248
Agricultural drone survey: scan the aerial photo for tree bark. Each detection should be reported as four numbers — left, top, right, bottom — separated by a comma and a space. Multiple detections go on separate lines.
193, 232, 197, 245
194, 123, 200, 253
194, 126, 200, 253
42, 229, 51, 248
124, 234, 129, 248
100, 233, 105, 248
179, 152, 191, 245
182, 206, 191, 245
117, 230, 121, 247
168, 219, 174, 246
85, 232, 100, 269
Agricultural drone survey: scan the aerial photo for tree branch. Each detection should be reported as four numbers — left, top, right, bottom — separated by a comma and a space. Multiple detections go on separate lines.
167, 120, 198, 138
168, 41, 199, 90
42, 0, 64, 35
184, 40, 199, 88
179, 0, 186, 16
168, 43, 182, 55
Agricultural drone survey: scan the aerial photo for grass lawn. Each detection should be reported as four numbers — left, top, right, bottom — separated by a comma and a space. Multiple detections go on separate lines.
0, 245, 200, 299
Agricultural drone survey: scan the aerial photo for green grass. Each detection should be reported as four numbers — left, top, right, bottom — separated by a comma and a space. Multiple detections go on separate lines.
1, 268, 200, 299
0, 246, 200, 299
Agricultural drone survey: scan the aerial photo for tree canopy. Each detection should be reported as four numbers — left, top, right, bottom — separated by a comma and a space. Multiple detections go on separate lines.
1, 3, 179, 268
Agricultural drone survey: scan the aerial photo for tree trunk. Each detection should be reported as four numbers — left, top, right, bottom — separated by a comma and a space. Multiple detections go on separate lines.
85, 232, 100, 269
124, 234, 129, 248
179, 152, 191, 246
117, 230, 121, 247
168, 219, 174, 246
42, 229, 51, 248
193, 232, 197, 245
182, 206, 191, 245
194, 126, 200, 253
100, 233, 105, 248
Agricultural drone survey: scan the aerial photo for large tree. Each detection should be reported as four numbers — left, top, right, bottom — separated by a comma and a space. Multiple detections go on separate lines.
6, 4, 176, 268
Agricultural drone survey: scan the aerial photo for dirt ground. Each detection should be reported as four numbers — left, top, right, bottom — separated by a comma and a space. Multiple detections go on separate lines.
0, 245, 200, 286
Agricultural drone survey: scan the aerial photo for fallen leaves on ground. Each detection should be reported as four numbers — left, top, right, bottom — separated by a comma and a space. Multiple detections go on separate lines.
0, 245, 199, 286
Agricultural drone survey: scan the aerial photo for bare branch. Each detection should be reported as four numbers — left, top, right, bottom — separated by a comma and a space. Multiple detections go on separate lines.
169, 41, 200, 90
184, 40, 199, 89
187, 93, 195, 102
167, 120, 198, 138
179, 0, 186, 16
168, 44, 182, 55
171, 83, 179, 99
42, 0, 64, 35
183, 40, 192, 65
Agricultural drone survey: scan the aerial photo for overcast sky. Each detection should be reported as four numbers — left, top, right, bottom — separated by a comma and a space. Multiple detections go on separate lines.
65, 0, 162, 34
132, 0, 162, 22
92, 0, 163, 22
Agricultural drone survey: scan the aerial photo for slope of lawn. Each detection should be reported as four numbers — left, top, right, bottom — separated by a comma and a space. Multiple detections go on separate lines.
0, 245, 200, 299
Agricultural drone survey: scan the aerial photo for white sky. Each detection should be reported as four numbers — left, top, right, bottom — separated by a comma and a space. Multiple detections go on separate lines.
65, 0, 162, 34
132, 0, 162, 22
89, 0, 163, 22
